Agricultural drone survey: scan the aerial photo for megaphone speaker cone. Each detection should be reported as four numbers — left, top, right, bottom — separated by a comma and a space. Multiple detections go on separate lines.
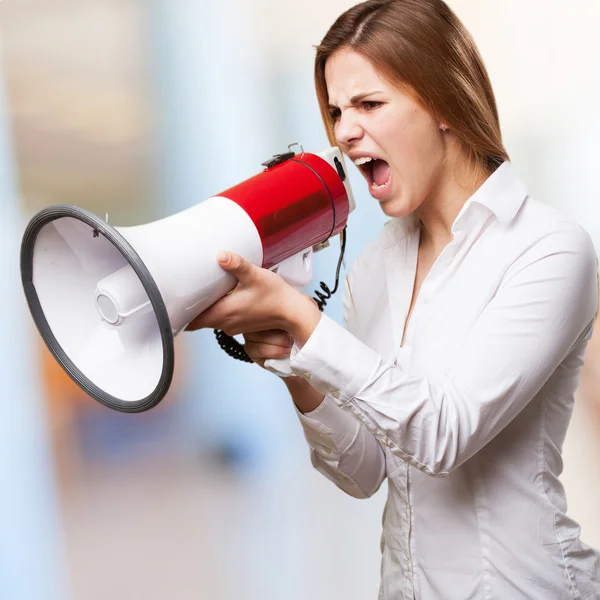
20, 205, 174, 413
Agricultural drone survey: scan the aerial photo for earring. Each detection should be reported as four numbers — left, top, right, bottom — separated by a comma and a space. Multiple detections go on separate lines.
440, 124, 449, 133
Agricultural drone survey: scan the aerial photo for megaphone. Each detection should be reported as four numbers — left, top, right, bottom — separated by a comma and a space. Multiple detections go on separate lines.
20, 145, 356, 413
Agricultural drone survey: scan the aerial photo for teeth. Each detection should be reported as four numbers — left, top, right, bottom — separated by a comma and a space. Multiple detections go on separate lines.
371, 181, 388, 190
354, 156, 374, 166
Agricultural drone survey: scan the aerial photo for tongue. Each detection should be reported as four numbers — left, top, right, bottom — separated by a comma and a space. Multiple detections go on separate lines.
372, 159, 390, 186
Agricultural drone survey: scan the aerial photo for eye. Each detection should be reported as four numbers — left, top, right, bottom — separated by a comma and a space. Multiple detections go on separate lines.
328, 107, 341, 121
362, 101, 382, 111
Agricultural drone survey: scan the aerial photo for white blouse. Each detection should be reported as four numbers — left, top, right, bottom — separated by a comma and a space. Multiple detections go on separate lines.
289, 162, 600, 599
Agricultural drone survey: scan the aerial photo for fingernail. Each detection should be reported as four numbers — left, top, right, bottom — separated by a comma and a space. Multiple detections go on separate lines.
218, 251, 231, 264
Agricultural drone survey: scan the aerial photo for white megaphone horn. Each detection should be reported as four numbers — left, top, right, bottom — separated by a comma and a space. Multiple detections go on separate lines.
20, 145, 356, 413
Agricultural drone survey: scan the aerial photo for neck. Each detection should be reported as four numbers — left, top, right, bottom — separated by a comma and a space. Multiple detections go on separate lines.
416, 157, 489, 253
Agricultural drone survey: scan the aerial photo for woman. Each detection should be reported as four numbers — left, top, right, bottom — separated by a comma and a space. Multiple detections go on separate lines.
187, 0, 600, 597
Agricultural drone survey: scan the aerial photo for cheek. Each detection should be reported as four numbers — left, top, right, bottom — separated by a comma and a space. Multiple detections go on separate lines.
384, 115, 445, 208
405, 108, 440, 149
390, 111, 444, 173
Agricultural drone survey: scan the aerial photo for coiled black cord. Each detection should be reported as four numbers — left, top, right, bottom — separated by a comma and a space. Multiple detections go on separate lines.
214, 226, 348, 363
214, 328, 254, 363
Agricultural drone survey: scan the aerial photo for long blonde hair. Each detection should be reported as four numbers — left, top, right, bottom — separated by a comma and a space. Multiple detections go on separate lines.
314, 0, 509, 175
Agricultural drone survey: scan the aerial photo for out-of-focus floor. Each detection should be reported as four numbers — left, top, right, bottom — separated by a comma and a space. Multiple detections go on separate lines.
58, 392, 600, 600
60, 452, 386, 600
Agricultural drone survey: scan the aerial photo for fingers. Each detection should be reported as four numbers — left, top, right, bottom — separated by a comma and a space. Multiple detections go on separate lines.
218, 251, 252, 279
243, 329, 292, 348
184, 253, 285, 335
185, 317, 202, 332
184, 253, 254, 333
244, 340, 292, 363
184, 293, 234, 332
184, 305, 220, 332
244, 329, 294, 370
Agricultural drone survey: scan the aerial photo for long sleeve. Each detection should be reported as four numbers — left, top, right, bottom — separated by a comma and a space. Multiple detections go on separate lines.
293, 272, 386, 499
290, 223, 599, 477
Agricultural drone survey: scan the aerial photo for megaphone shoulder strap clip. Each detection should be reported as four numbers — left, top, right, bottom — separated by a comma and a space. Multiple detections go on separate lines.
261, 152, 296, 169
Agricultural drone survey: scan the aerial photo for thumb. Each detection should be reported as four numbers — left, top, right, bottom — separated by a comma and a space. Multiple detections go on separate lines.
217, 251, 252, 278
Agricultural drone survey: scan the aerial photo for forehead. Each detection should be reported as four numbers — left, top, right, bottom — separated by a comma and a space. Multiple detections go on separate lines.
325, 49, 388, 104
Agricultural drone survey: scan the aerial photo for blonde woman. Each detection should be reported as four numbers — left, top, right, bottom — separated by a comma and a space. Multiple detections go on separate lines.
187, 0, 600, 597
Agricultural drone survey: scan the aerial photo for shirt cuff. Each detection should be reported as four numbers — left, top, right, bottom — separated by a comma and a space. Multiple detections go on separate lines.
289, 313, 382, 404
295, 395, 361, 453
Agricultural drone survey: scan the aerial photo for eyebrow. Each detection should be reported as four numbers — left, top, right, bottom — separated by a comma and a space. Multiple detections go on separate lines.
328, 91, 383, 110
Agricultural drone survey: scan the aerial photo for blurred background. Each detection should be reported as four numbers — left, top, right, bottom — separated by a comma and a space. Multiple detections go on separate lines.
1, 0, 599, 598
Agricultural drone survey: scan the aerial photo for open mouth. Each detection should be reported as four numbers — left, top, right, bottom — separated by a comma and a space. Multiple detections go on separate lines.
354, 156, 391, 191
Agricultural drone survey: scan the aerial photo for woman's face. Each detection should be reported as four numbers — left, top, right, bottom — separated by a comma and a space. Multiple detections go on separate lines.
325, 49, 447, 218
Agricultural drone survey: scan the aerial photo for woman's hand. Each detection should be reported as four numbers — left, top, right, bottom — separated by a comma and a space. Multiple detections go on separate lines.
185, 251, 322, 344
242, 329, 294, 369
244, 329, 325, 413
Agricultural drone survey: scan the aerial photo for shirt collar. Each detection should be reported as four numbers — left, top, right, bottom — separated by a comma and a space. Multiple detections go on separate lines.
384, 161, 528, 246
457, 161, 528, 227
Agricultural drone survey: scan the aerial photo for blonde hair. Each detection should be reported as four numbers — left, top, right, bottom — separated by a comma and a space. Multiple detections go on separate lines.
314, 0, 509, 176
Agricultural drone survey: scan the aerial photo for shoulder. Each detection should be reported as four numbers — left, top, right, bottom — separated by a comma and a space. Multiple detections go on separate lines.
475, 161, 597, 270
500, 198, 598, 330
507, 197, 598, 275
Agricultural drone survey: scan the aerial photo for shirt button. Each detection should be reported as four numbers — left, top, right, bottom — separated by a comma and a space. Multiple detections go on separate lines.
301, 372, 311, 380
330, 390, 340, 399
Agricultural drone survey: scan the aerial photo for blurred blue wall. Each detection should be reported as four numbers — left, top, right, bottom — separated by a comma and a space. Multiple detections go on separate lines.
149, 0, 322, 471
0, 39, 69, 600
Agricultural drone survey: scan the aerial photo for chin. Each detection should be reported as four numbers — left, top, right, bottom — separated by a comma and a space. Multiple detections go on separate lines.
379, 198, 411, 219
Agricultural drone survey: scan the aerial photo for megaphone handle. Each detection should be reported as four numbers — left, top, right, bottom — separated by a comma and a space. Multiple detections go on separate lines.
214, 227, 348, 376
214, 329, 293, 377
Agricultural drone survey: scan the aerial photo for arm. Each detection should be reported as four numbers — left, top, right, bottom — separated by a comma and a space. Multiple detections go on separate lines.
289, 224, 599, 477
283, 375, 325, 414
285, 275, 386, 499
285, 375, 386, 499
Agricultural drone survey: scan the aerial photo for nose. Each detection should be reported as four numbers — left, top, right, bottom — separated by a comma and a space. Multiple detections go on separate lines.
335, 110, 363, 147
